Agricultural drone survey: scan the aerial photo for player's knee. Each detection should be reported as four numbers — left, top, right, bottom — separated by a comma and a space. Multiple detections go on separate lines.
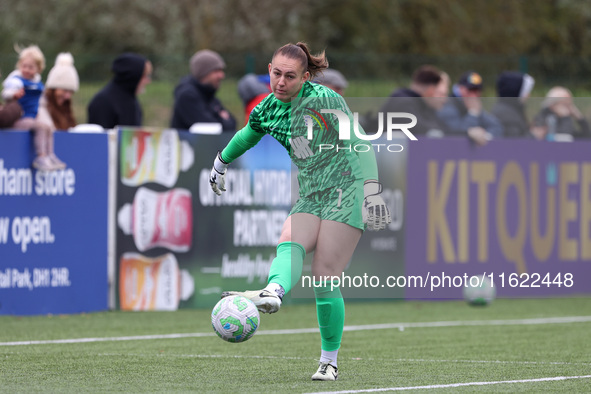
311, 261, 342, 278
278, 231, 291, 244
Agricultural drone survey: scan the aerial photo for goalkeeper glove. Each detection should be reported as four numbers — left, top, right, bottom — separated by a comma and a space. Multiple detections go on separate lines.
362, 180, 391, 231
209, 151, 228, 195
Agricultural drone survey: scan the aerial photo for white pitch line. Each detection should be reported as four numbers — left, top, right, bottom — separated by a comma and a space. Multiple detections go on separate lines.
96, 352, 311, 361
1, 315, 590, 347
306, 375, 591, 393
92, 353, 591, 367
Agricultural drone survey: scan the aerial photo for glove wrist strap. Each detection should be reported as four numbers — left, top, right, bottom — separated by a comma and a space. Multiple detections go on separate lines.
364, 180, 381, 197
213, 151, 228, 174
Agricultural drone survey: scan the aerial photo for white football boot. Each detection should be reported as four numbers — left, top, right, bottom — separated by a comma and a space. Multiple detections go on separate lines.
312, 361, 338, 381
221, 288, 282, 314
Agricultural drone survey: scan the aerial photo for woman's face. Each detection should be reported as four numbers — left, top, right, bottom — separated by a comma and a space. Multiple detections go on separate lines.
54, 88, 74, 106
268, 54, 309, 103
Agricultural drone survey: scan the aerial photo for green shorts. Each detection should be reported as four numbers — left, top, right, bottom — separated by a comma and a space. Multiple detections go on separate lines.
290, 178, 365, 230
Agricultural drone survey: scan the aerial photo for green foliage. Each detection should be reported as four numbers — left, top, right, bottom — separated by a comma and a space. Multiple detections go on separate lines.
0, 0, 590, 63
1, 1, 591, 87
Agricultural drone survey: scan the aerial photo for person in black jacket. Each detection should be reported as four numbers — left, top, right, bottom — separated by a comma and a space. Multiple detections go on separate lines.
491, 71, 535, 138
87, 53, 152, 129
378, 65, 450, 137
170, 49, 236, 132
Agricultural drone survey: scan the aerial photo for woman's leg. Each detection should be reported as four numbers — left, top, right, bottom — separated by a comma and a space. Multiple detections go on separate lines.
266, 213, 320, 294
221, 213, 321, 313
311, 220, 362, 380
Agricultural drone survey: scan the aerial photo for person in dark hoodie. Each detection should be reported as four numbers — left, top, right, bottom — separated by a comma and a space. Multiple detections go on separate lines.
378, 65, 450, 137
87, 53, 152, 129
170, 49, 236, 131
491, 71, 534, 138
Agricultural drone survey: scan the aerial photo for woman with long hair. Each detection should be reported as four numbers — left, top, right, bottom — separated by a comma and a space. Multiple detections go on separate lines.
209, 42, 391, 381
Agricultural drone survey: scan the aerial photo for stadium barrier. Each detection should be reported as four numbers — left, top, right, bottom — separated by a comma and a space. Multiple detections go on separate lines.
2, 128, 590, 315
0, 130, 113, 315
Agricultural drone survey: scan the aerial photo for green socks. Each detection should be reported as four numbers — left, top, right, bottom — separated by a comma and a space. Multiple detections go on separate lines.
267, 242, 344, 354
314, 282, 345, 352
267, 241, 306, 294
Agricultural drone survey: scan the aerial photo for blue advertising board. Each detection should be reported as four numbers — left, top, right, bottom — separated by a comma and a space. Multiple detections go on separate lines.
0, 130, 109, 315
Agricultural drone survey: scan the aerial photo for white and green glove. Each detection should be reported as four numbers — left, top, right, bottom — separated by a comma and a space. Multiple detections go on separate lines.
362, 180, 391, 231
209, 151, 228, 196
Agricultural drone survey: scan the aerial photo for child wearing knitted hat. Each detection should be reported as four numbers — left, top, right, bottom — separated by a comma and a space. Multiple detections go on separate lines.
1, 45, 65, 171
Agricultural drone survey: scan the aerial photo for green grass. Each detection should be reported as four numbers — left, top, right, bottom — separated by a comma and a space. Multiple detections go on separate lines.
1, 297, 590, 392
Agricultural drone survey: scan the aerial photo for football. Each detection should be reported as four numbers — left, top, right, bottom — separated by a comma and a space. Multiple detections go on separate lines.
211, 295, 260, 343
463, 274, 496, 306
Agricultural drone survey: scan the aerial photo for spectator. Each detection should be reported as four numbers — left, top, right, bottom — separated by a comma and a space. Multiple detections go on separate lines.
424, 71, 450, 112
170, 49, 236, 131
532, 86, 590, 141
0, 72, 21, 128
438, 71, 503, 146
491, 71, 534, 138
237, 73, 271, 126
37, 53, 79, 133
379, 65, 450, 136
313, 68, 348, 96
87, 52, 152, 129
2, 45, 63, 171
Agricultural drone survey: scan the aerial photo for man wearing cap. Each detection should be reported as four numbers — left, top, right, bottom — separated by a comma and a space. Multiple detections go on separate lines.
170, 49, 236, 132
438, 71, 503, 146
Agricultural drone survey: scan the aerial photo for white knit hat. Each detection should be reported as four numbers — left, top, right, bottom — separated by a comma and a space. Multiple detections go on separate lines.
46, 53, 79, 91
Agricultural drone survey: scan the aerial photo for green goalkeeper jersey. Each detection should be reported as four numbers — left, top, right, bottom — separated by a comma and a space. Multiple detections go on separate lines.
221, 81, 378, 197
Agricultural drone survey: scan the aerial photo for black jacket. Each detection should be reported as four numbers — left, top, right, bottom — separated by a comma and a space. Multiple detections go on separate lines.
170, 76, 236, 131
535, 107, 591, 139
491, 71, 530, 138
491, 98, 529, 138
379, 88, 449, 135
87, 53, 147, 129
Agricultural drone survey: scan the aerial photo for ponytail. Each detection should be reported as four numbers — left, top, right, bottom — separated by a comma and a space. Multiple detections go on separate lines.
273, 42, 328, 78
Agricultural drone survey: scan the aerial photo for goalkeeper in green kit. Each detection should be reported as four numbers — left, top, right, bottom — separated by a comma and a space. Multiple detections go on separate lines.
209, 42, 391, 381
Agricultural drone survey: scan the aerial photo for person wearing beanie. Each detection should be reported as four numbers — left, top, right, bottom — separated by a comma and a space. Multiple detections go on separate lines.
37, 52, 79, 134
170, 49, 236, 131
87, 52, 152, 129
237, 73, 271, 126
313, 69, 348, 96
491, 71, 535, 138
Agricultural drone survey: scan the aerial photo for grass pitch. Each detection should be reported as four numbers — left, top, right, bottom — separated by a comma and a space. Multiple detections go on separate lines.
1, 297, 590, 393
